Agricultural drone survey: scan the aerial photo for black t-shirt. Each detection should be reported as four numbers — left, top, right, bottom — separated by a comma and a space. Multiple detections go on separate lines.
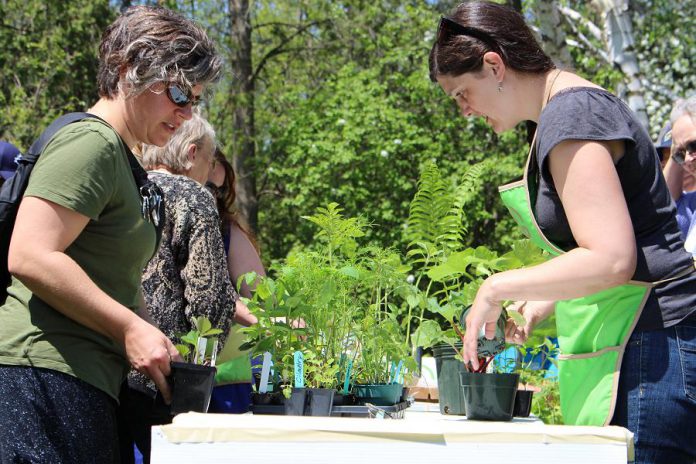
533, 87, 696, 331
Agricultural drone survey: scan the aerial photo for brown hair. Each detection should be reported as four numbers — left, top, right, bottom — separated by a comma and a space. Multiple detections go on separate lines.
97, 5, 222, 98
429, 2, 555, 82
212, 148, 259, 251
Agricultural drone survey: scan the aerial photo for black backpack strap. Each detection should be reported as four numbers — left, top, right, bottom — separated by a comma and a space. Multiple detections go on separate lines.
81, 114, 165, 250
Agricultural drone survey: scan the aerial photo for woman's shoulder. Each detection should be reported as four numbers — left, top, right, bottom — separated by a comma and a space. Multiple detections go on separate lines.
149, 172, 218, 215
543, 86, 623, 119
49, 118, 122, 150
538, 86, 636, 152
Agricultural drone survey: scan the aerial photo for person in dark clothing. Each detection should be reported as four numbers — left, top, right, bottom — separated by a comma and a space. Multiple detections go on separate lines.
429, 3, 696, 463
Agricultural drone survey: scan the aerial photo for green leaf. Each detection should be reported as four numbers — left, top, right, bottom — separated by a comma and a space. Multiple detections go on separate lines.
410, 319, 447, 349
339, 266, 360, 278
507, 309, 526, 327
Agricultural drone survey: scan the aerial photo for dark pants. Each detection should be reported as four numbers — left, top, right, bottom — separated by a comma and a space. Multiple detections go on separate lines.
117, 384, 173, 464
612, 314, 696, 464
0, 365, 118, 464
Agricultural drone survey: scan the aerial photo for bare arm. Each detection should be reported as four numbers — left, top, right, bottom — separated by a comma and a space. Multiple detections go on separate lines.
663, 156, 685, 201
464, 140, 636, 367
227, 223, 264, 326
227, 223, 266, 298
136, 288, 157, 326
8, 197, 180, 401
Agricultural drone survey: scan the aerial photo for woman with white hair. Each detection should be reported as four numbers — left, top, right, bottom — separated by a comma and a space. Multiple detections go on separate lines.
118, 113, 256, 463
663, 96, 696, 255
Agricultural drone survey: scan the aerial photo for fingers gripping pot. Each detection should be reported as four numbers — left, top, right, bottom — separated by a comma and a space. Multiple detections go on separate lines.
459, 305, 507, 359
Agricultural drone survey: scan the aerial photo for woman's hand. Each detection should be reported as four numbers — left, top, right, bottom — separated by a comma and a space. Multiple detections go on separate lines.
504, 300, 555, 345
123, 317, 182, 404
462, 277, 503, 371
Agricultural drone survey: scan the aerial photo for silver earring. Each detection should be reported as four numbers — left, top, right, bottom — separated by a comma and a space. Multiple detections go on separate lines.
497, 82, 503, 92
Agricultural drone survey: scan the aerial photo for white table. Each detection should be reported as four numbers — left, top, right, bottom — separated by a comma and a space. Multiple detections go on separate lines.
151, 402, 634, 463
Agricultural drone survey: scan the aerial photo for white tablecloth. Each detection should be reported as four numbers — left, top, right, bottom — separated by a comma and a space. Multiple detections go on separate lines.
151, 402, 634, 464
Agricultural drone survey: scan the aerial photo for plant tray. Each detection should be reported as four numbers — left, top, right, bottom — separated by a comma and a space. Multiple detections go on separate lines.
251, 400, 411, 419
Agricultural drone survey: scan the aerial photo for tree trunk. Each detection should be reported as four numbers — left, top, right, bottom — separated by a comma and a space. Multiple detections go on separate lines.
591, 0, 649, 129
536, 1, 573, 68
228, 0, 258, 233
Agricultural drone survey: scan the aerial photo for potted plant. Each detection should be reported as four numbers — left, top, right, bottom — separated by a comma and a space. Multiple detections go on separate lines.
351, 247, 415, 406
241, 204, 368, 414
170, 316, 222, 414
242, 204, 423, 415
404, 160, 547, 417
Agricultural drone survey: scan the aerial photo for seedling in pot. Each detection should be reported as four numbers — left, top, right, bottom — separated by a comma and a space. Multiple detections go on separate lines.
175, 316, 223, 366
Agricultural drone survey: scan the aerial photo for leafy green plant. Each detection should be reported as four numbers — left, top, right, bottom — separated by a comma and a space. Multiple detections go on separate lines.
175, 316, 223, 366
243, 203, 418, 392
403, 160, 550, 377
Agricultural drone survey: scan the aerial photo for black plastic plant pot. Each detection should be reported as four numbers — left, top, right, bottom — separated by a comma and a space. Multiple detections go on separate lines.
251, 391, 284, 406
284, 388, 307, 416
433, 343, 467, 415
513, 389, 534, 417
353, 383, 403, 406
305, 388, 335, 416
169, 362, 217, 415
459, 371, 519, 421
332, 393, 357, 406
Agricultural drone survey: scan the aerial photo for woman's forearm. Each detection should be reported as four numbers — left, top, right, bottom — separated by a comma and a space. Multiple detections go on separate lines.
484, 247, 635, 304
10, 249, 140, 343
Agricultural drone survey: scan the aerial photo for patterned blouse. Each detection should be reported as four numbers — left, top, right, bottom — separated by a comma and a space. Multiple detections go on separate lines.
129, 171, 238, 394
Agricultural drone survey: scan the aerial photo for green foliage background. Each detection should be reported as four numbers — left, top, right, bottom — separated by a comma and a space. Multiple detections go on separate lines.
1, 0, 694, 263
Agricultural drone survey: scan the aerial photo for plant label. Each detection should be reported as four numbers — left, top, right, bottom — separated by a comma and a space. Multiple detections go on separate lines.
394, 360, 404, 384
259, 352, 272, 393
194, 337, 207, 364
294, 351, 304, 388
343, 359, 353, 394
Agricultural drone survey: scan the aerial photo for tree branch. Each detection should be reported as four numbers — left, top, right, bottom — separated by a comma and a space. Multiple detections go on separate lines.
558, 6, 610, 64
251, 19, 330, 84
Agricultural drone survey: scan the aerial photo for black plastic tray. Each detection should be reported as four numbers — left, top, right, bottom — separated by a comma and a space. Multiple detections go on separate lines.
251, 400, 411, 419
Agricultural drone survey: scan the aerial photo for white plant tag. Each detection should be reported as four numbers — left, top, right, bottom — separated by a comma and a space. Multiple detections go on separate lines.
195, 337, 207, 365
259, 352, 272, 393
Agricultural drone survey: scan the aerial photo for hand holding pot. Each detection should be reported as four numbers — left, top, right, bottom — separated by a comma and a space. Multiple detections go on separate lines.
123, 317, 183, 404
461, 278, 504, 370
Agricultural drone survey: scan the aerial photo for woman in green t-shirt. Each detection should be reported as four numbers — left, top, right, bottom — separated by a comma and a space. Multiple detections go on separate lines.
0, 6, 222, 463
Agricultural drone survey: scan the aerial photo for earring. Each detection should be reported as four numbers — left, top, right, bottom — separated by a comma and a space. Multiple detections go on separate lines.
497, 82, 503, 92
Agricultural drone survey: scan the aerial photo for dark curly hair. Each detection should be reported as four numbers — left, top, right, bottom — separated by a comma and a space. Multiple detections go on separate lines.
97, 5, 222, 98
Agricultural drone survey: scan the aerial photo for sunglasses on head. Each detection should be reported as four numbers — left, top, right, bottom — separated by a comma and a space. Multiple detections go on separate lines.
436, 16, 499, 51
166, 83, 201, 108
672, 139, 696, 165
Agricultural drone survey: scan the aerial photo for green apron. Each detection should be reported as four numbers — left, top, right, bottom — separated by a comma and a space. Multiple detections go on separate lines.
215, 325, 252, 385
498, 139, 678, 426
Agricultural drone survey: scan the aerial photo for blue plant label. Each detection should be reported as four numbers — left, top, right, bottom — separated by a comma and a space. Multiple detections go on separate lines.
343, 359, 353, 394
294, 351, 304, 388
389, 361, 397, 384
394, 360, 404, 384
259, 352, 272, 393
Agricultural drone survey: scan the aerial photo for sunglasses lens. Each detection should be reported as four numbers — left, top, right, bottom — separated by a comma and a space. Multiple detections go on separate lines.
674, 141, 696, 165
168, 85, 190, 106
688, 140, 696, 155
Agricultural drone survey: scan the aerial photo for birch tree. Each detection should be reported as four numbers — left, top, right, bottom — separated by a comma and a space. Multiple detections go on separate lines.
591, 0, 649, 129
